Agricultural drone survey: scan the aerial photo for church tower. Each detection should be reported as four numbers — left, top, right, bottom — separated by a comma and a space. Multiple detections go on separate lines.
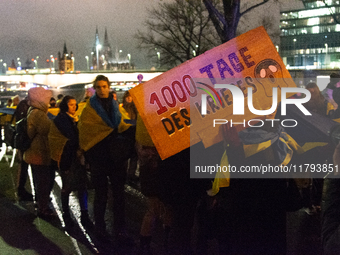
92, 26, 102, 70
58, 42, 74, 72
102, 28, 112, 70
90, 27, 132, 71
103, 28, 112, 58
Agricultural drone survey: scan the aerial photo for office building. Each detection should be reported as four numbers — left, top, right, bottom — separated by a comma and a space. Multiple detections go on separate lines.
280, 0, 340, 70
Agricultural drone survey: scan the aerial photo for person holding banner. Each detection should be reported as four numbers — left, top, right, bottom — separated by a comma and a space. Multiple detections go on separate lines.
78, 75, 132, 246
119, 91, 138, 183
214, 121, 287, 255
135, 114, 173, 254
303, 82, 334, 215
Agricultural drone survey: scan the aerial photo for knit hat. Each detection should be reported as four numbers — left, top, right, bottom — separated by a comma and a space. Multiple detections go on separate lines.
328, 73, 340, 89
330, 73, 340, 79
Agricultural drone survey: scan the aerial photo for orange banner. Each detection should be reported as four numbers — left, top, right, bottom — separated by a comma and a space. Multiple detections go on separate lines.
130, 27, 296, 160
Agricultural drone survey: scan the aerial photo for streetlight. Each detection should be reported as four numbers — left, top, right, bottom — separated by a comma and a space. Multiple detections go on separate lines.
3, 63, 7, 73
96, 44, 102, 71
91, 52, 94, 70
293, 39, 296, 66
71, 56, 74, 71
85, 56, 89, 71
157, 52, 160, 68
127, 53, 131, 65
55, 57, 58, 71
50, 55, 53, 69
34, 60, 37, 69
36, 56, 39, 68
50, 55, 55, 70
64, 54, 69, 71
101, 55, 105, 70
192, 50, 196, 57
325, 43, 328, 68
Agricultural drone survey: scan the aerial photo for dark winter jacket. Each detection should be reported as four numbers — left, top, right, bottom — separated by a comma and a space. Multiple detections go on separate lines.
322, 178, 340, 255
53, 112, 79, 171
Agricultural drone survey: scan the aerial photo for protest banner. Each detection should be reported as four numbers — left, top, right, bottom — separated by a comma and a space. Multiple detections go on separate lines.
130, 26, 297, 160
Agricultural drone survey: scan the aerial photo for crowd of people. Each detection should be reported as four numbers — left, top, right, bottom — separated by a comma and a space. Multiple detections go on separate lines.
2, 73, 340, 254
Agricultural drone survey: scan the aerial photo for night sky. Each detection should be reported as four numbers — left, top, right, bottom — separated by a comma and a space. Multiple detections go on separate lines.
0, 0, 301, 72
0, 0, 162, 71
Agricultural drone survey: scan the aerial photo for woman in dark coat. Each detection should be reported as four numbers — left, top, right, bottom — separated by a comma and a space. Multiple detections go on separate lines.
49, 96, 91, 228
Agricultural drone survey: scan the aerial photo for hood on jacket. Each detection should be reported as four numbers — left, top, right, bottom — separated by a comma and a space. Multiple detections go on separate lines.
28, 87, 52, 112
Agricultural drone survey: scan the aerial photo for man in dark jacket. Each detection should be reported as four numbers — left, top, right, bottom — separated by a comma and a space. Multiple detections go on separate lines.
78, 75, 131, 245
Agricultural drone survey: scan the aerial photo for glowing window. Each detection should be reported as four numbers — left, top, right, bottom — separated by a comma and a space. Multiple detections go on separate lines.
336, 24, 340, 32
299, 8, 334, 19
308, 17, 320, 26
316, 1, 325, 7
312, 26, 320, 33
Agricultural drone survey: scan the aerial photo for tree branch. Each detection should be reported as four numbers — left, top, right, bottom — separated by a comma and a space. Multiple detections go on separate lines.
240, 0, 269, 16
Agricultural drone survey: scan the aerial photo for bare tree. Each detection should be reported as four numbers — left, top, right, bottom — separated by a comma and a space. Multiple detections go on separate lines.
237, 13, 281, 45
135, 0, 220, 68
203, 0, 280, 43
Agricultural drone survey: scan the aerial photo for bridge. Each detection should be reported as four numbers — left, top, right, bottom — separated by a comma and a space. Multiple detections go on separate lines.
0, 70, 163, 88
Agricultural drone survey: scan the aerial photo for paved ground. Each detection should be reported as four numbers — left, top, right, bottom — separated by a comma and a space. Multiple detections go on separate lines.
0, 145, 324, 255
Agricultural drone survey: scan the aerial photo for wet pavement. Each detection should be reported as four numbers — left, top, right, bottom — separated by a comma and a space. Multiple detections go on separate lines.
0, 144, 324, 255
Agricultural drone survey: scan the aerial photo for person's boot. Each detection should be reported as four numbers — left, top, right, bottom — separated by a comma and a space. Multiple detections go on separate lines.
139, 235, 152, 255
61, 190, 69, 212
63, 211, 74, 228
18, 188, 33, 201
94, 222, 111, 243
115, 231, 134, 247
61, 191, 73, 228
81, 210, 94, 230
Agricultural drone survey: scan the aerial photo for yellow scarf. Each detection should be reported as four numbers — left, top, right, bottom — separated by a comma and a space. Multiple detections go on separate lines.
78, 100, 114, 152
210, 133, 305, 196
48, 121, 68, 167
118, 104, 132, 133
67, 112, 79, 122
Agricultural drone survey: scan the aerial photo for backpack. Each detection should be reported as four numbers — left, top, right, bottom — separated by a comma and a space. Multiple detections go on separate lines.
14, 117, 31, 152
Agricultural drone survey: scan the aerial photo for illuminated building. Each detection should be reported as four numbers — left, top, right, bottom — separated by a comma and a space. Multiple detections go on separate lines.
58, 42, 74, 72
91, 27, 132, 71
280, 0, 340, 70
